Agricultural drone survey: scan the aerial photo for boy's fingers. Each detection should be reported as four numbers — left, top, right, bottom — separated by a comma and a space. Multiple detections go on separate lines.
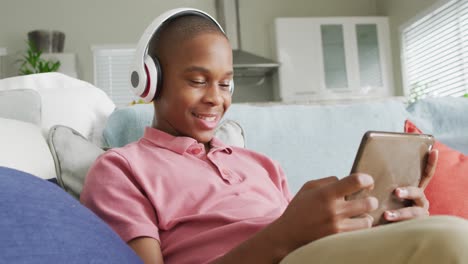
336, 196, 379, 218
420, 150, 438, 189
395, 187, 428, 209
327, 173, 374, 198
338, 214, 373, 232
384, 206, 428, 222
301, 176, 339, 191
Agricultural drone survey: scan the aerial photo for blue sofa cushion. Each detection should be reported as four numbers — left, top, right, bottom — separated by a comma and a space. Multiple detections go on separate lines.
224, 100, 411, 193
407, 97, 468, 154
103, 104, 153, 148
0, 166, 142, 264
103, 104, 246, 148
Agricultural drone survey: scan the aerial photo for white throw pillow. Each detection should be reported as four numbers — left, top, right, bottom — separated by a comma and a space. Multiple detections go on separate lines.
0, 72, 115, 146
0, 89, 41, 126
0, 118, 56, 179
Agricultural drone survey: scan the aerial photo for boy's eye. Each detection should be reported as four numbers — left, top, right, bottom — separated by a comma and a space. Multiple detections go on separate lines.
219, 82, 231, 91
190, 80, 206, 86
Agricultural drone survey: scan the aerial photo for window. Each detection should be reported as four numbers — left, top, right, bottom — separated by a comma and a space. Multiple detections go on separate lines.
401, 0, 468, 103
93, 46, 137, 107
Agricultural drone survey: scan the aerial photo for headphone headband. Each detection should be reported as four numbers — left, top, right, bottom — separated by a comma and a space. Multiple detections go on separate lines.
129, 8, 227, 103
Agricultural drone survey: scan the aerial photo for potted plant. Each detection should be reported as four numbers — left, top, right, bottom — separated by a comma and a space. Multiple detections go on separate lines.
18, 41, 60, 75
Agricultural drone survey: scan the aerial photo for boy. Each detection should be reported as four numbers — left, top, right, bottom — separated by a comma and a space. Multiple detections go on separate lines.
81, 11, 468, 264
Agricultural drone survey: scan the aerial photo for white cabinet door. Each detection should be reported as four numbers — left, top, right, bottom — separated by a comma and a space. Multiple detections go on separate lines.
275, 17, 393, 102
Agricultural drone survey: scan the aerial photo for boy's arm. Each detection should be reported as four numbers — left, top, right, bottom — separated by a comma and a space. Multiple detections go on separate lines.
128, 237, 164, 264
213, 174, 378, 264
212, 218, 293, 263
125, 174, 376, 264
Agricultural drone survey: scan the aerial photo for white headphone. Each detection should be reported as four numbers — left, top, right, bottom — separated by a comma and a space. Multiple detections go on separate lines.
129, 8, 235, 103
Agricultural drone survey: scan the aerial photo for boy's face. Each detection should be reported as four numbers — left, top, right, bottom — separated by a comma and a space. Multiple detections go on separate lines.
154, 32, 233, 144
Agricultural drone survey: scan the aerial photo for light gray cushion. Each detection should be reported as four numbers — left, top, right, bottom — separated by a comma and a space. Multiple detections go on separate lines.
215, 119, 245, 148
48, 125, 104, 199
49, 121, 244, 200
0, 89, 41, 126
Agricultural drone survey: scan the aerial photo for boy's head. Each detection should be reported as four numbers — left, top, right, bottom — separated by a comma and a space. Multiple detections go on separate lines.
148, 12, 233, 145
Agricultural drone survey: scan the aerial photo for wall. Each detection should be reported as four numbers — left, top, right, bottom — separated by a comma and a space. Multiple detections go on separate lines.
239, 0, 378, 62
0, 0, 378, 102
376, 0, 445, 96
0, 0, 215, 83
236, 0, 378, 102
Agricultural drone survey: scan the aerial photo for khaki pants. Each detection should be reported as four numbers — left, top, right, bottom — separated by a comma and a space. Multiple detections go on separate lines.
281, 216, 468, 264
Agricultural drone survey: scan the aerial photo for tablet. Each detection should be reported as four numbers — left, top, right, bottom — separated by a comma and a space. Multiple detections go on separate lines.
345, 131, 434, 226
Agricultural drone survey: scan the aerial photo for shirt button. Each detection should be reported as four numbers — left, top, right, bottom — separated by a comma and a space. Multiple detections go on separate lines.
191, 148, 202, 155
222, 169, 231, 176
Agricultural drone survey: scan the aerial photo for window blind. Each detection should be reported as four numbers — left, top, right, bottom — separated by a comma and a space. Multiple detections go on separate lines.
93, 46, 137, 107
402, 0, 467, 103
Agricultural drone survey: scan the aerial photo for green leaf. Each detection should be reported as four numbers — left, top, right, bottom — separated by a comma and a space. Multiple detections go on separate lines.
37, 60, 45, 72
50, 61, 61, 72
18, 38, 63, 74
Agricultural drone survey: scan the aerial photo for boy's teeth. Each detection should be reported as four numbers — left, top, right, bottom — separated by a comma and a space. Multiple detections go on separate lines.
195, 114, 216, 121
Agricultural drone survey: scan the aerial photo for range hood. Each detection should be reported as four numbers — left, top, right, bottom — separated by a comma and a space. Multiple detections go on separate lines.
215, 0, 279, 77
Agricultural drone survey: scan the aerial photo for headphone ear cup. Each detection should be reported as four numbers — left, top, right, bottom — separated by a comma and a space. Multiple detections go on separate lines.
152, 57, 163, 100
229, 79, 235, 95
140, 55, 159, 103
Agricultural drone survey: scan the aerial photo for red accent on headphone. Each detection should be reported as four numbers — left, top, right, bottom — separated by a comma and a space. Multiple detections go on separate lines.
141, 64, 151, 98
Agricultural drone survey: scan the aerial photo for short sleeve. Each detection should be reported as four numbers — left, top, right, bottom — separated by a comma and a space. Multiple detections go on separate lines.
80, 150, 160, 243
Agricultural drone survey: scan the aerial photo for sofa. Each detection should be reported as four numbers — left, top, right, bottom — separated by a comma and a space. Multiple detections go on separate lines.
1, 73, 467, 262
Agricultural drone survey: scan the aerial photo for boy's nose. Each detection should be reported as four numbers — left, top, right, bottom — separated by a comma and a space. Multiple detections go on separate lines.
202, 84, 224, 105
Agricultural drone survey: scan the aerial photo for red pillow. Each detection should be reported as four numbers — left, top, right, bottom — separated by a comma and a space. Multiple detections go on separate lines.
405, 120, 468, 218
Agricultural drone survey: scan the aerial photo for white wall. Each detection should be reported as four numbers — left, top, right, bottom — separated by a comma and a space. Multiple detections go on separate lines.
0, 0, 445, 100
0, 0, 216, 83
0, 0, 379, 102
238, 0, 378, 61
0, 0, 440, 100
236, 0, 378, 102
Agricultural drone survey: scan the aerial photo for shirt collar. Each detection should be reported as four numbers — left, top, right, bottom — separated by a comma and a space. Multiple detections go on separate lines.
143, 127, 233, 155
210, 137, 233, 154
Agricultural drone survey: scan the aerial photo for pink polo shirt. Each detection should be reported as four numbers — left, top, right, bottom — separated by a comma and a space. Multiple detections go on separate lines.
81, 127, 292, 264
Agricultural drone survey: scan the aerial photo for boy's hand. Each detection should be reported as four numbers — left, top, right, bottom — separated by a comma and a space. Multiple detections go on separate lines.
275, 173, 378, 251
383, 149, 438, 222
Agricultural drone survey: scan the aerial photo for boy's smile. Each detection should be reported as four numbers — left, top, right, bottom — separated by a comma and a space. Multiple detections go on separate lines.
153, 32, 233, 146
192, 112, 219, 129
